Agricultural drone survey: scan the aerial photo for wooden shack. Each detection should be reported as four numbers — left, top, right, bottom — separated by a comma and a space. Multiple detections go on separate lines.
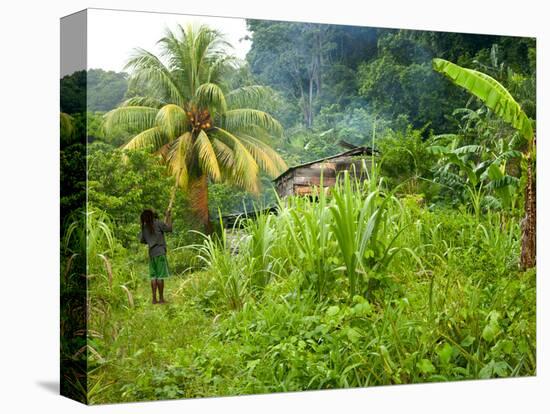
274, 144, 377, 198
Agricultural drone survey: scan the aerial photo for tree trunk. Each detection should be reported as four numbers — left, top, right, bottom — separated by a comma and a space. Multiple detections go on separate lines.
520, 152, 536, 270
188, 174, 211, 233
307, 74, 314, 128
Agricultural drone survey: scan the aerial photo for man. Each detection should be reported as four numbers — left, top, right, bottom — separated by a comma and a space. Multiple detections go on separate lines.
139, 208, 173, 304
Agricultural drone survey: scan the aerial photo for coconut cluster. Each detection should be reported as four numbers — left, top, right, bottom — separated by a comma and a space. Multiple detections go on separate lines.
187, 107, 212, 131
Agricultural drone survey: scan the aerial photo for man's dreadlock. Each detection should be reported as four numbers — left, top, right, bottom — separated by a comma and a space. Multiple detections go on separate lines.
140, 209, 155, 234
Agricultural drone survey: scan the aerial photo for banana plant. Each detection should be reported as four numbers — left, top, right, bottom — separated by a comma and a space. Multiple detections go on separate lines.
428, 135, 521, 214
429, 140, 484, 219
433, 58, 536, 269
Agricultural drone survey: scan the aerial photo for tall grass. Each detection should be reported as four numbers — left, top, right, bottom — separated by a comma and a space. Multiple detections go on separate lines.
192, 224, 249, 311
193, 164, 413, 301
330, 170, 407, 296
277, 181, 333, 299
244, 213, 278, 290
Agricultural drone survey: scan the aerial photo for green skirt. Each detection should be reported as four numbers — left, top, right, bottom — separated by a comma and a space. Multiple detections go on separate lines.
149, 255, 170, 279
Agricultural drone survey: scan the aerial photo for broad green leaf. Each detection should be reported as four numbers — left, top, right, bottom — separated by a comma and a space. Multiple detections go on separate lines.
326, 305, 340, 317
417, 359, 435, 374
433, 58, 534, 141
482, 312, 501, 343
352, 301, 373, 316
438, 342, 454, 365
452, 145, 484, 155
493, 361, 509, 377
486, 163, 504, 181
479, 362, 494, 379
346, 327, 362, 343
492, 339, 514, 356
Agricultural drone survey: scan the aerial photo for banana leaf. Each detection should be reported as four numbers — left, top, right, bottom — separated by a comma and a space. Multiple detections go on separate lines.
433, 58, 534, 141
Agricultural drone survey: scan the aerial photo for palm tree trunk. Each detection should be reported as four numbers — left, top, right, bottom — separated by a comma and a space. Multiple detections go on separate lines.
189, 174, 211, 233
520, 152, 536, 269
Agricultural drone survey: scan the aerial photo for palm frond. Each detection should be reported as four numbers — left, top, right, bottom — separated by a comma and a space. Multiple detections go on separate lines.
194, 83, 227, 114
222, 109, 283, 138
155, 104, 189, 140
207, 56, 237, 85
212, 138, 236, 172
238, 134, 288, 177
125, 48, 186, 106
226, 85, 276, 109
123, 127, 164, 151
103, 107, 158, 135
159, 24, 232, 96
236, 137, 279, 178
193, 25, 231, 71
158, 25, 194, 98
119, 96, 165, 109
213, 128, 260, 193
167, 132, 193, 189
194, 130, 221, 181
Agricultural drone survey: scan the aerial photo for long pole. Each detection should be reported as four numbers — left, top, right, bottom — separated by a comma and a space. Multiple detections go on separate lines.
165, 185, 177, 222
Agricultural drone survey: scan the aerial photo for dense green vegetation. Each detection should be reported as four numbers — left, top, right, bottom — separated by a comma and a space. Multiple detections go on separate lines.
60, 21, 536, 404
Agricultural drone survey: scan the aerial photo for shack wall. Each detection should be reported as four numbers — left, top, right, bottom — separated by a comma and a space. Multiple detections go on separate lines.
275, 170, 296, 198
279, 155, 374, 197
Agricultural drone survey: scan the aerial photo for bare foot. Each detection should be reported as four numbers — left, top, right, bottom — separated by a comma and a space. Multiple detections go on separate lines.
152, 299, 158, 305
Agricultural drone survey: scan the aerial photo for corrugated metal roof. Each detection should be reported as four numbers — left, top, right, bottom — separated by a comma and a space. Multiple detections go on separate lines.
273, 146, 377, 182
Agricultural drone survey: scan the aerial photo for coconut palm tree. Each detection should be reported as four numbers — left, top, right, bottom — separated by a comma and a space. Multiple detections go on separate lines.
104, 24, 287, 229
433, 58, 536, 269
